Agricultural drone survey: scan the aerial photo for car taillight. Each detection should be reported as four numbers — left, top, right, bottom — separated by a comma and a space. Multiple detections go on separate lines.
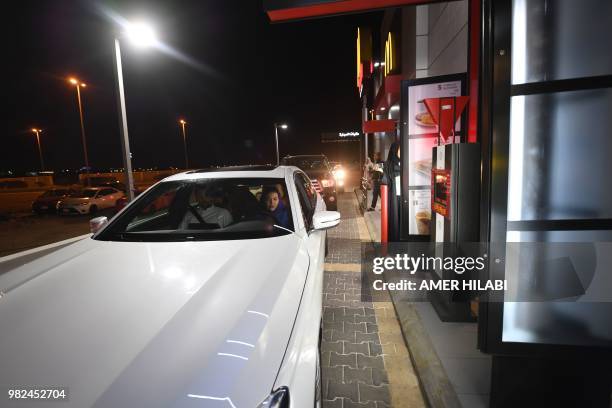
320, 179, 335, 188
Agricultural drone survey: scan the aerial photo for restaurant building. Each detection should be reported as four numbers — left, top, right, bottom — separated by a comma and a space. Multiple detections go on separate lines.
264, 1, 612, 406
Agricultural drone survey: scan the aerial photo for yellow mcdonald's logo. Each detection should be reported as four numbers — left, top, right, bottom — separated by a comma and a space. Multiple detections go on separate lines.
385, 32, 395, 76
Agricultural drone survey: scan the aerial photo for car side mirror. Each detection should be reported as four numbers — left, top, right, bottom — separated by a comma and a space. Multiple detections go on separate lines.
90, 216, 108, 234
312, 211, 340, 230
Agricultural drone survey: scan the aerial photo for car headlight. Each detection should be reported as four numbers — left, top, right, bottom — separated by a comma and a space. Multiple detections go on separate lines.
257, 387, 289, 408
320, 179, 334, 188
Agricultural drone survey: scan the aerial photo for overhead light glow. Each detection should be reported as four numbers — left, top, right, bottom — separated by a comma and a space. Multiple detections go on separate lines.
125, 22, 157, 47
390, 105, 400, 111
280, 124, 288, 129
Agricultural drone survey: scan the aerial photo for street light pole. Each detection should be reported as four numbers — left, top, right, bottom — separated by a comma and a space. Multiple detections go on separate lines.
69, 78, 89, 175
274, 123, 288, 165
274, 123, 279, 165
113, 38, 136, 202
31, 128, 44, 171
75, 84, 88, 171
179, 119, 188, 168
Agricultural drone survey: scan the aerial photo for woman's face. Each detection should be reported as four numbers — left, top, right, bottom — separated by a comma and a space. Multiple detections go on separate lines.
265, 192, 280, 211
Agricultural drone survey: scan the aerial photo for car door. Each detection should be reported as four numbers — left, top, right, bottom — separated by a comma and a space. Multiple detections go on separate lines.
98, 189, 113, 209
294, 171, 326, 275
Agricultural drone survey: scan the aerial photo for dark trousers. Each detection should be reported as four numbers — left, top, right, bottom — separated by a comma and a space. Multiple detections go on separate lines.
371, 180, 381, 208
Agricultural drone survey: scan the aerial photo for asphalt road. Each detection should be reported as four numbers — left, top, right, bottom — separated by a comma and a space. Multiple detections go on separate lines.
0, 212, 115, 257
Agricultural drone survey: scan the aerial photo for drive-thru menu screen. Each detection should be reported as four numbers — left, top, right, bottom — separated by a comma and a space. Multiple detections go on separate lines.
401, 75, 465, 237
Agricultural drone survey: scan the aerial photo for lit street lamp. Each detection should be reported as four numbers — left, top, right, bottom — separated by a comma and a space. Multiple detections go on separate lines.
274, 123, 288, 165
113, 21, 158, 201
68, 78, 89, 173
179, 119, 189, 168
31, 128, 45, 171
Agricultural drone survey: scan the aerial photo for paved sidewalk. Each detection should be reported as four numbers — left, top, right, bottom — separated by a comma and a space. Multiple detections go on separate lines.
322, 192, 425, 408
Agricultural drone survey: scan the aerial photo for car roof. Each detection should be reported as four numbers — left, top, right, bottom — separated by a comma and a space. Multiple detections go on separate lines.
162, 165, 293, 181
283, 155, 327, 159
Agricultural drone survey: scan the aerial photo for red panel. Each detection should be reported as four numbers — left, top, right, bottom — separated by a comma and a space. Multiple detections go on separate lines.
373, 74, 402, 113
423, 96, 469, 141
467, 0, 480, 143
381, 184, 388, 243
363, 119, 397, 133
268, 0, 429, 22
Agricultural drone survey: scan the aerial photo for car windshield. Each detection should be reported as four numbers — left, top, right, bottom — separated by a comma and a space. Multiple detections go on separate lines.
95, 177, 294, 242
71, 189, 97, 198
41, 190, 66, 197
284, 157, 328, 171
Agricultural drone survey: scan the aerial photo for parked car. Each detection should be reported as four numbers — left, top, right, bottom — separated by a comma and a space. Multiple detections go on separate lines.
282, 155, 338, 210
98, 180, 127, 192
31, 188, 76, 214
0, 165, 340, 407
57, 187, 125, 215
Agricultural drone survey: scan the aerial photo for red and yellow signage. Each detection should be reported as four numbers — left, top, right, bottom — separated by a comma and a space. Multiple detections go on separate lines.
356, 27, 372, 91
384, 32, 397, 76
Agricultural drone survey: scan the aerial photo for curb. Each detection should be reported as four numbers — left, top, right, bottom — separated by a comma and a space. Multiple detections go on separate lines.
357, 197, 461, 408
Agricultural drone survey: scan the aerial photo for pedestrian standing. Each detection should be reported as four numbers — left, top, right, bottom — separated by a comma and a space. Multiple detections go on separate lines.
381, 143, 401, 241
368, 152, 384, 211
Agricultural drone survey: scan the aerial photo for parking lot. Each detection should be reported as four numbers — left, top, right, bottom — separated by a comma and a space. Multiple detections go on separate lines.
0, 212, 113, 257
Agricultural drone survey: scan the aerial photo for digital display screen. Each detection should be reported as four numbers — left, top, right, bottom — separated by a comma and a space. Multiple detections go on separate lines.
432, 169, 450, 217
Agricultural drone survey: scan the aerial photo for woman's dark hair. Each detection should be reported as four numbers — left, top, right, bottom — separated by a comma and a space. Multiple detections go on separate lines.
387, 142, 400, 165
260, 186, 280, 201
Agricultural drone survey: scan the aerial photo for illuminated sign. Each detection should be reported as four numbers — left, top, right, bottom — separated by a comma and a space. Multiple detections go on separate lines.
384, 32, 397, 76
339, 132, 360, 137
356, 27, 372, 91
321, 131, 361, 143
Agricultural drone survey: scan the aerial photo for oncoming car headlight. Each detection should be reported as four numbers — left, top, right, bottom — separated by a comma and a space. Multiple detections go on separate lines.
257, 387, 289, 408
320, 179, 335, 188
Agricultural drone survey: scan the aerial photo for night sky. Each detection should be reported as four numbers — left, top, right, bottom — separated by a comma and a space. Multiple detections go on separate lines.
6, 0, 381, 173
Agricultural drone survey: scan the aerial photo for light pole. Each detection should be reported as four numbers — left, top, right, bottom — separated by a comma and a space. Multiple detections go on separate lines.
179, 119, 189, 168
68, 78, 89, 173
31, 128, 45, 171
274, 123, 288, 165
113, 22, 157, 202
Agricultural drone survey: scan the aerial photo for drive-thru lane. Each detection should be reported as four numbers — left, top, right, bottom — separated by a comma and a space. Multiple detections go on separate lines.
322, 192, 426, 408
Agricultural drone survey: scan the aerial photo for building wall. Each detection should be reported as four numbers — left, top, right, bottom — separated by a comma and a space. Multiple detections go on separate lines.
416, 0, 468, 78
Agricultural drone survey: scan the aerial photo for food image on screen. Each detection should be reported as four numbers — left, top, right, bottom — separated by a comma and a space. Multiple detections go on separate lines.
415, 112, 436, 127
414, 159, 432, 178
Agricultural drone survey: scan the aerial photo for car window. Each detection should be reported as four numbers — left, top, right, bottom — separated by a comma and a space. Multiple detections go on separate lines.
73, 189, 97, 198
95, 178, 294, 242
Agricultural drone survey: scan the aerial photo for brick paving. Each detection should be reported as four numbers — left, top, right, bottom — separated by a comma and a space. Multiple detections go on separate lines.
322, 193, 391, 408
322, 192, 426, 408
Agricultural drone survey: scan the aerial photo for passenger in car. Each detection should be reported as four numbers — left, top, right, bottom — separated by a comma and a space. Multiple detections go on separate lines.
181, 186, 233, 229
275, 183, 288, 206
261, 186, 290, 228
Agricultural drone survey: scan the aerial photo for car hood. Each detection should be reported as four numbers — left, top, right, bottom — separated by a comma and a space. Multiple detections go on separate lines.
0, 235, 309, 408
302, 169, 330, 179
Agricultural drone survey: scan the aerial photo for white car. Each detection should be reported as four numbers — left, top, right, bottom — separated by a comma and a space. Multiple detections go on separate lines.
0, 165, 340, 408
57, 187, 125, 215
